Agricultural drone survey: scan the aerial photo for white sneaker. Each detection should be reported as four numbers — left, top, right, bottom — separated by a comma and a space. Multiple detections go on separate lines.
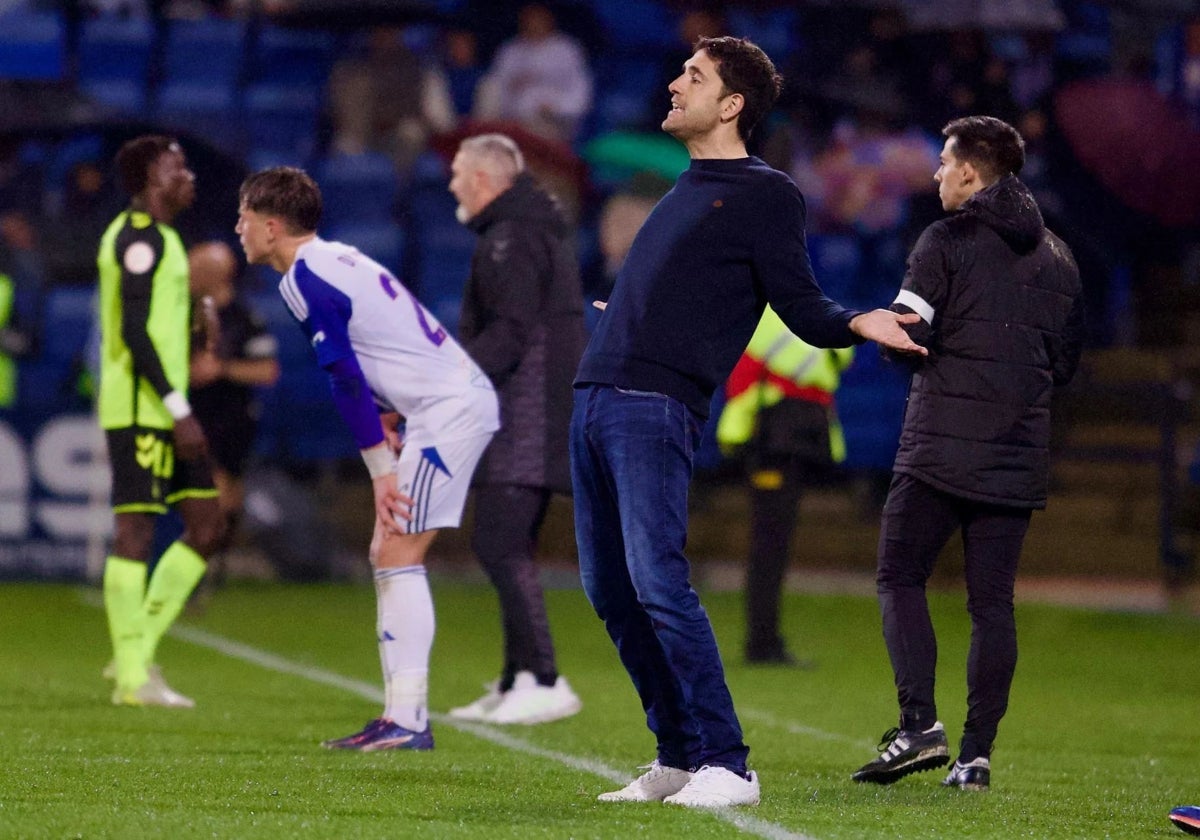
663, 765, 760, 808
598, 761, 693, 802
112, 671, 195, 709
485, 671, 582, 725
448, 680, 504, 721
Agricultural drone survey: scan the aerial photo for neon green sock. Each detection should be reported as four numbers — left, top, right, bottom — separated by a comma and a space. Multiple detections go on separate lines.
104, 557, 149, 690
142, 541, 207, 665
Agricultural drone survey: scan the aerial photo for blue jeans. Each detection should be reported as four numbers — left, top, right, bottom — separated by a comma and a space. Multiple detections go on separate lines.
570, 385, 748, 773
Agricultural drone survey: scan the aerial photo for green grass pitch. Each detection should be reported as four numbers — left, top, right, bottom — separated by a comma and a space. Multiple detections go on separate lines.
0, 580, 1195, 839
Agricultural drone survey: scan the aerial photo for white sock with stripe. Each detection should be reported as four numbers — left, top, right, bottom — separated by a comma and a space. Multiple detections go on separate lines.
375, 565, 434, 731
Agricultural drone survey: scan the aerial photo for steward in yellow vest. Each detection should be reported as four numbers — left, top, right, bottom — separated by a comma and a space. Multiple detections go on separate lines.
717, 305, 854, 666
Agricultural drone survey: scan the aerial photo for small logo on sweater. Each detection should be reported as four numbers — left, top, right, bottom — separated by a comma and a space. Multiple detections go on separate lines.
712, 199, 724, 208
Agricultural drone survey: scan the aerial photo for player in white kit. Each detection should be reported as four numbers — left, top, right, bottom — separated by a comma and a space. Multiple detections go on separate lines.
236, 167, 499, 751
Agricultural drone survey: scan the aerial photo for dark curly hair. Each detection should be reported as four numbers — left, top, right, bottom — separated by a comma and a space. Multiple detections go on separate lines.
114, 135, 178, 196
943, 116, 1026, 181
694, 36, 783, 142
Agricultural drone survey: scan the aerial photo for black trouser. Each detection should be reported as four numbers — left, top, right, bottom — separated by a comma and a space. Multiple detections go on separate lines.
471, 484, 558, 689
745, 462, 804, 657
876, 473, 1031, 762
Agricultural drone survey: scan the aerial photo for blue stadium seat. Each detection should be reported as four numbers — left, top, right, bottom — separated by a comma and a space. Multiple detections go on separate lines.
590, 0, 675, 53
20, 287, 95, 414
808, 234, 863, 305
408, 151, 448, 190
424, 294, 462, 339
314, 152, 398, 225
155, 82, 244, 153
590, 56, 661, 134
80, 79, 147, 114
40, 288, 95, 366
77, 16, 154, 82
161, 18, 247, 86
248, 24, 335, 88
244, 82, 321, 166
836, 350, 908, 471
728, 8, 800, 65
323, 221, 406, 275
0, 9, 66, 81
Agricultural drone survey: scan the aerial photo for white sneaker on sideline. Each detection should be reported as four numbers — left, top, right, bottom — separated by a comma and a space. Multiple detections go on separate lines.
598, 761, 693, 802
112, 673, 195, 708
485, 671, 582, 725
144, 665, 195, 708
664, 765, 760, 808
448, 680, 504, 721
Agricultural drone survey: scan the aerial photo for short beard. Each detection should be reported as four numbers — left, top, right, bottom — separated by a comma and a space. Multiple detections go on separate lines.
455, 203, 471, 224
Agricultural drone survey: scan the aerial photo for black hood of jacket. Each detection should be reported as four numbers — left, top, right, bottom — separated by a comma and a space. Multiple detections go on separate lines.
959, 174, 1044, 254
466, 172, 569, 240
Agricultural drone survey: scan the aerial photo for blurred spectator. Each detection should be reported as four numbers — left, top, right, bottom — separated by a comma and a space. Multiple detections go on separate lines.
819, 42, 909, 129
581, 172, 670, 302
651, 8, 728, 110
1009, 32, 1057, 110
473, 3, 593, 142
43, 160, 119, 287
807, 112, 939, 237
0, 138, 42, 218
187, 240, 280, 586
80, 0, 150, 17
326, 25, 456, 174
1156, 14, 1200, 127
0, 212, 47, 317
921, 29, 989, 131
443, 28, 485, 119
1016, 106, 1064, 222
716, 306, 854, 666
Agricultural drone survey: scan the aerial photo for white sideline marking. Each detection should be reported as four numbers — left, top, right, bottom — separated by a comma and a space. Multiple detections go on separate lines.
739, 707, 875, 751
76, 592, 815, 840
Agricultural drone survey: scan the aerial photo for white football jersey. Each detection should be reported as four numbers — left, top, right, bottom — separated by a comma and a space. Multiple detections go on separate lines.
279, 237, 498, 447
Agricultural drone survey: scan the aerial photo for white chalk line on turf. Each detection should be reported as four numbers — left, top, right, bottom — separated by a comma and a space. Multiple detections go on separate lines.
739, 707, 875, 752
78, 591, 814, 840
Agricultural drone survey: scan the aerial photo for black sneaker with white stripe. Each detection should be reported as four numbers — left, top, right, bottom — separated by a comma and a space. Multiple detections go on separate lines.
942, 757, 990, 791
852, 721, 949, 784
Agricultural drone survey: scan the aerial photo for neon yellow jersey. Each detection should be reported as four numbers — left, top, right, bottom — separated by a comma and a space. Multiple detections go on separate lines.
96, 210, 191, 430
0, 273, 15, 407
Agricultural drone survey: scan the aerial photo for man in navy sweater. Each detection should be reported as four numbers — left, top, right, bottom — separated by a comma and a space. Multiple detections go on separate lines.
570, 35, 926, 808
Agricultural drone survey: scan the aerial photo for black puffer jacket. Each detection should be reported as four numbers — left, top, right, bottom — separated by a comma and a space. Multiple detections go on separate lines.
889, 175, 1084, 508
459, 173, 585, 494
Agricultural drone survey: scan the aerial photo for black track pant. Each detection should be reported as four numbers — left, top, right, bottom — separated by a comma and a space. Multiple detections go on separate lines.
471, 484, 558, 689
876, 473, 1031, 761
745, 465, 804, 657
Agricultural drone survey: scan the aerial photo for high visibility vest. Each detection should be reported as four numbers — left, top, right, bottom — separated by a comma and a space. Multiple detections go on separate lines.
716, 305, 854, 461
0, 273, 16, 408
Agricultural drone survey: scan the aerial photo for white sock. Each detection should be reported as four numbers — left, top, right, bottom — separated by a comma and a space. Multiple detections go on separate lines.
375, 565, 434, 731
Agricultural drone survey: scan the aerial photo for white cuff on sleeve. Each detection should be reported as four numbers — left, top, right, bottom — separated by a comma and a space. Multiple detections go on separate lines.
362, 444, 396, 480
893, 289, 935, 325
163, 390, 192, 420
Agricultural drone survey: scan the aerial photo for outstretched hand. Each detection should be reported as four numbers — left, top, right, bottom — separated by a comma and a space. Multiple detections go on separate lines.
849, 310, 928, 357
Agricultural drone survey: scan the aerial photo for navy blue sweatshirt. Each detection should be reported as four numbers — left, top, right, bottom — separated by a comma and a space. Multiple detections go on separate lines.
576, 156, 861, 418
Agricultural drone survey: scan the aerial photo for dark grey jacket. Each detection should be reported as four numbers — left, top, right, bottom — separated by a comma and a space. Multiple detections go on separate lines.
459, 173, 585, 494
889, 175, 1084, 509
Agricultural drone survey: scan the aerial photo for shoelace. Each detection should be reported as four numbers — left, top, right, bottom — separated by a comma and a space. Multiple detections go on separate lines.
875, 727, 901, 752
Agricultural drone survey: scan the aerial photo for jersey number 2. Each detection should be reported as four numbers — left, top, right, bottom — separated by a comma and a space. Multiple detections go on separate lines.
379, 273, 446, 347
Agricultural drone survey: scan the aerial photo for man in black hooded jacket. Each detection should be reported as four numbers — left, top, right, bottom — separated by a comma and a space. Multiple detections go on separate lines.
852, 116, 1084, 792
446, 133, 585, 725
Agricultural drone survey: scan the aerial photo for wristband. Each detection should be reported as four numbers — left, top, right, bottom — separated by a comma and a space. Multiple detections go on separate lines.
362, 444, 395, 480
163, 390, 192, 420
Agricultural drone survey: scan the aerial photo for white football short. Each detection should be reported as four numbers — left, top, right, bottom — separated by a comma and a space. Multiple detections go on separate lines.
394, 431, 493, 534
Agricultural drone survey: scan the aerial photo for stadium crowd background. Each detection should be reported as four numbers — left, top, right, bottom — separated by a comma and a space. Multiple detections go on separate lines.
1, 0, 1199, 591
